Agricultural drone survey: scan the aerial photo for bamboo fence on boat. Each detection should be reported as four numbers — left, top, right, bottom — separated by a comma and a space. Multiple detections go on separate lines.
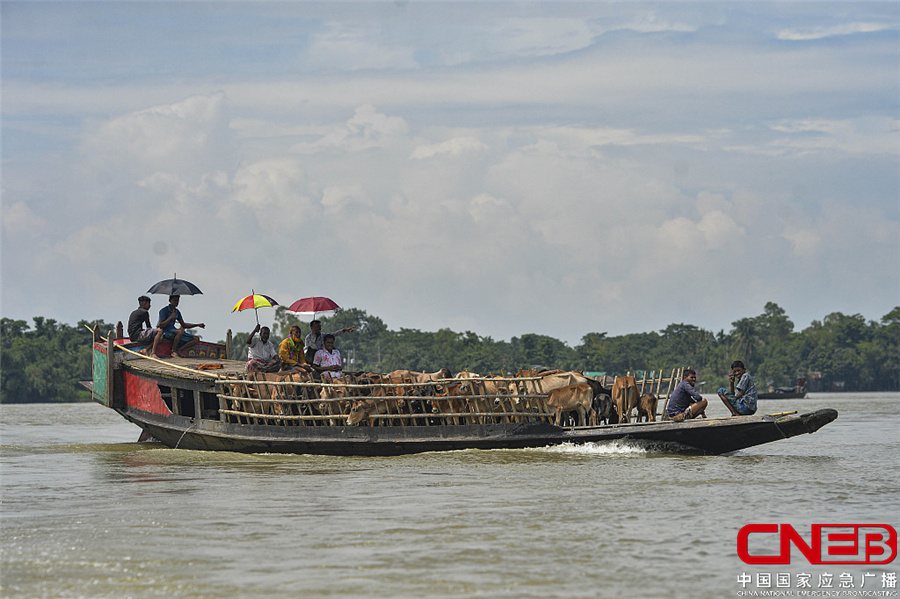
215, 373, 556, 426
213, 368, 688, 427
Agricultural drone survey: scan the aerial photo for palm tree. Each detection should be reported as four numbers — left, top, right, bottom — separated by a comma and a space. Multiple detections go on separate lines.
731, 317, 761, 365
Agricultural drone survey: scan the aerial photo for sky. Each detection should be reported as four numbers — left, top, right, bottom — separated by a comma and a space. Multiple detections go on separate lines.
2, 2, 898, 346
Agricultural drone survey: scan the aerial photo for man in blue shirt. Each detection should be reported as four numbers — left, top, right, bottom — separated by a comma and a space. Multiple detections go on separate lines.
156, 295, 205, 358
717, 360, 758, 416
667, 368, 708, 422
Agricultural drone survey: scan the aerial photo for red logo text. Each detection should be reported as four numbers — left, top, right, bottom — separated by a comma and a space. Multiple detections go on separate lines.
737, 524, 897, 565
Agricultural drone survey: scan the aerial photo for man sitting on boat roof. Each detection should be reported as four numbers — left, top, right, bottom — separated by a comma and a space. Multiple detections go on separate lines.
245, 324, 282, 373
156, 295, 205, 358
304, 319, 355, 364
279, 325, 312, 372
127, 295, 163, 357
667, 368, 708, 422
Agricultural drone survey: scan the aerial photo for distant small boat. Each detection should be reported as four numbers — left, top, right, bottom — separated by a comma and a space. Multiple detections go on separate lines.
758, 378, 808, 400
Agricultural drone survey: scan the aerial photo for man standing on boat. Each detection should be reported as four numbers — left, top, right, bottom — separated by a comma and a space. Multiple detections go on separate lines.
156, 295, 204, 358
667, 368, 708, 422
245, 324, 282, 373
304, 319, 354, 364
279, 325, 311, 372
717, 360, 758, 416
128, 296, 163, 356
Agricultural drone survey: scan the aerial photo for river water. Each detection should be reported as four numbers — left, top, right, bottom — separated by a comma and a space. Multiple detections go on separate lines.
2, 394, 898, 599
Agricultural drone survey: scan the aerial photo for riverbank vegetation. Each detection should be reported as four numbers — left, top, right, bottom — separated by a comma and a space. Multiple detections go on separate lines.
1, 303, 897, 403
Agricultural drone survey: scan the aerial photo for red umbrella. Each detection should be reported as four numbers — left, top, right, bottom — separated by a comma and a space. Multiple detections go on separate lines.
232, 290, 279, 325
287, 296, 339, 321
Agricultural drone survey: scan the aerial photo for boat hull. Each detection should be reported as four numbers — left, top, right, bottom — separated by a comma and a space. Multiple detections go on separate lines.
114, 405, 838, 456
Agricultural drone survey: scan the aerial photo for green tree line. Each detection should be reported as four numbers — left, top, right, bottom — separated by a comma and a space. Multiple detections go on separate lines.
1, 302, 897, 403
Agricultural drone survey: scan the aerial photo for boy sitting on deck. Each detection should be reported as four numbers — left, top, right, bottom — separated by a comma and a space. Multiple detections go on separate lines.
717, 360, 758, 416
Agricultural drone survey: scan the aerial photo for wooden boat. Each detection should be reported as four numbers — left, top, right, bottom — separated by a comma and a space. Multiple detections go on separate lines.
759, 378, 809, 400
758, 389, 808, 400
83, 331, 837, 456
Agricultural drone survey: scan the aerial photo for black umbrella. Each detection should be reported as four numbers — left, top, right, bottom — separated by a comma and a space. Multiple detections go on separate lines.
147, 273, 203, 296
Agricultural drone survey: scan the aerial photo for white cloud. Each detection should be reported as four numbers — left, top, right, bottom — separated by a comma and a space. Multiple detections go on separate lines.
778, 22, 896, 41
697, 210, 743, 250
321, 185, 374, 218
230, 157, 315, 234
768, 118, 899, 156
410, 137, 488, 160
78, 93, 235, 194
488, 18, 596, 57
292, 104, 409, 153
306, 22, 418, 70
621, 12, 697, 34
782, 229, 822, 258
2, 201, 47, 236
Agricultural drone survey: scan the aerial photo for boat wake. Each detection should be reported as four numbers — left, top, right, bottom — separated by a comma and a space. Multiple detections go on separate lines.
542, 439, 700, 455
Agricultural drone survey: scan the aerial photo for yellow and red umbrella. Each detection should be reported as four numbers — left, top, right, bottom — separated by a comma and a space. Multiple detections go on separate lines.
232, 290, 279, 325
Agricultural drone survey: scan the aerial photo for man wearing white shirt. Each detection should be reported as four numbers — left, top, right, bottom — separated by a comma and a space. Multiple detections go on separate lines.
245, 324, 281, 373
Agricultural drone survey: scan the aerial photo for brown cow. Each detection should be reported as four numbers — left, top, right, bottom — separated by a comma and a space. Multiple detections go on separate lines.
517, 370, 592, 418
545, 383, 594, 427
228, 372, 286, 417
636, 392, 658, 423
317, 376, 366, 426
531, 370, 591, 393
431, 377, 476, 425
386, 368, 452, 387
454, 371, 497, 423
347, 396, 400, 426
611, 376, 640, 424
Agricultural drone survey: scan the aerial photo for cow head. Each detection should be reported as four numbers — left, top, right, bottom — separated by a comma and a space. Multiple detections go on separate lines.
347, 401, 369, 425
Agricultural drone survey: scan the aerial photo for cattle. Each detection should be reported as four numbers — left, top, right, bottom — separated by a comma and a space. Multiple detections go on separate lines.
347, 396, 400, 426
516, 370, 589, 416
269, 371, 319, 420
455, 371, 497, 423
591, 391, 617, 425
611, 375, 640, 424
386, 368, 452, 388
226, 372, 287, 419
379, 369, 446, 404
518, 370, 616, 425
530, 370, 591, 393
545, 383, 595, 427
431, 378, 476, 425
482, 376, 520, 422
637, 392, 658, 423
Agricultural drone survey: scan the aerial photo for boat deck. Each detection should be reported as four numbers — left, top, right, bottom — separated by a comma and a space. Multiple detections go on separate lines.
121, 352, 243, 382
